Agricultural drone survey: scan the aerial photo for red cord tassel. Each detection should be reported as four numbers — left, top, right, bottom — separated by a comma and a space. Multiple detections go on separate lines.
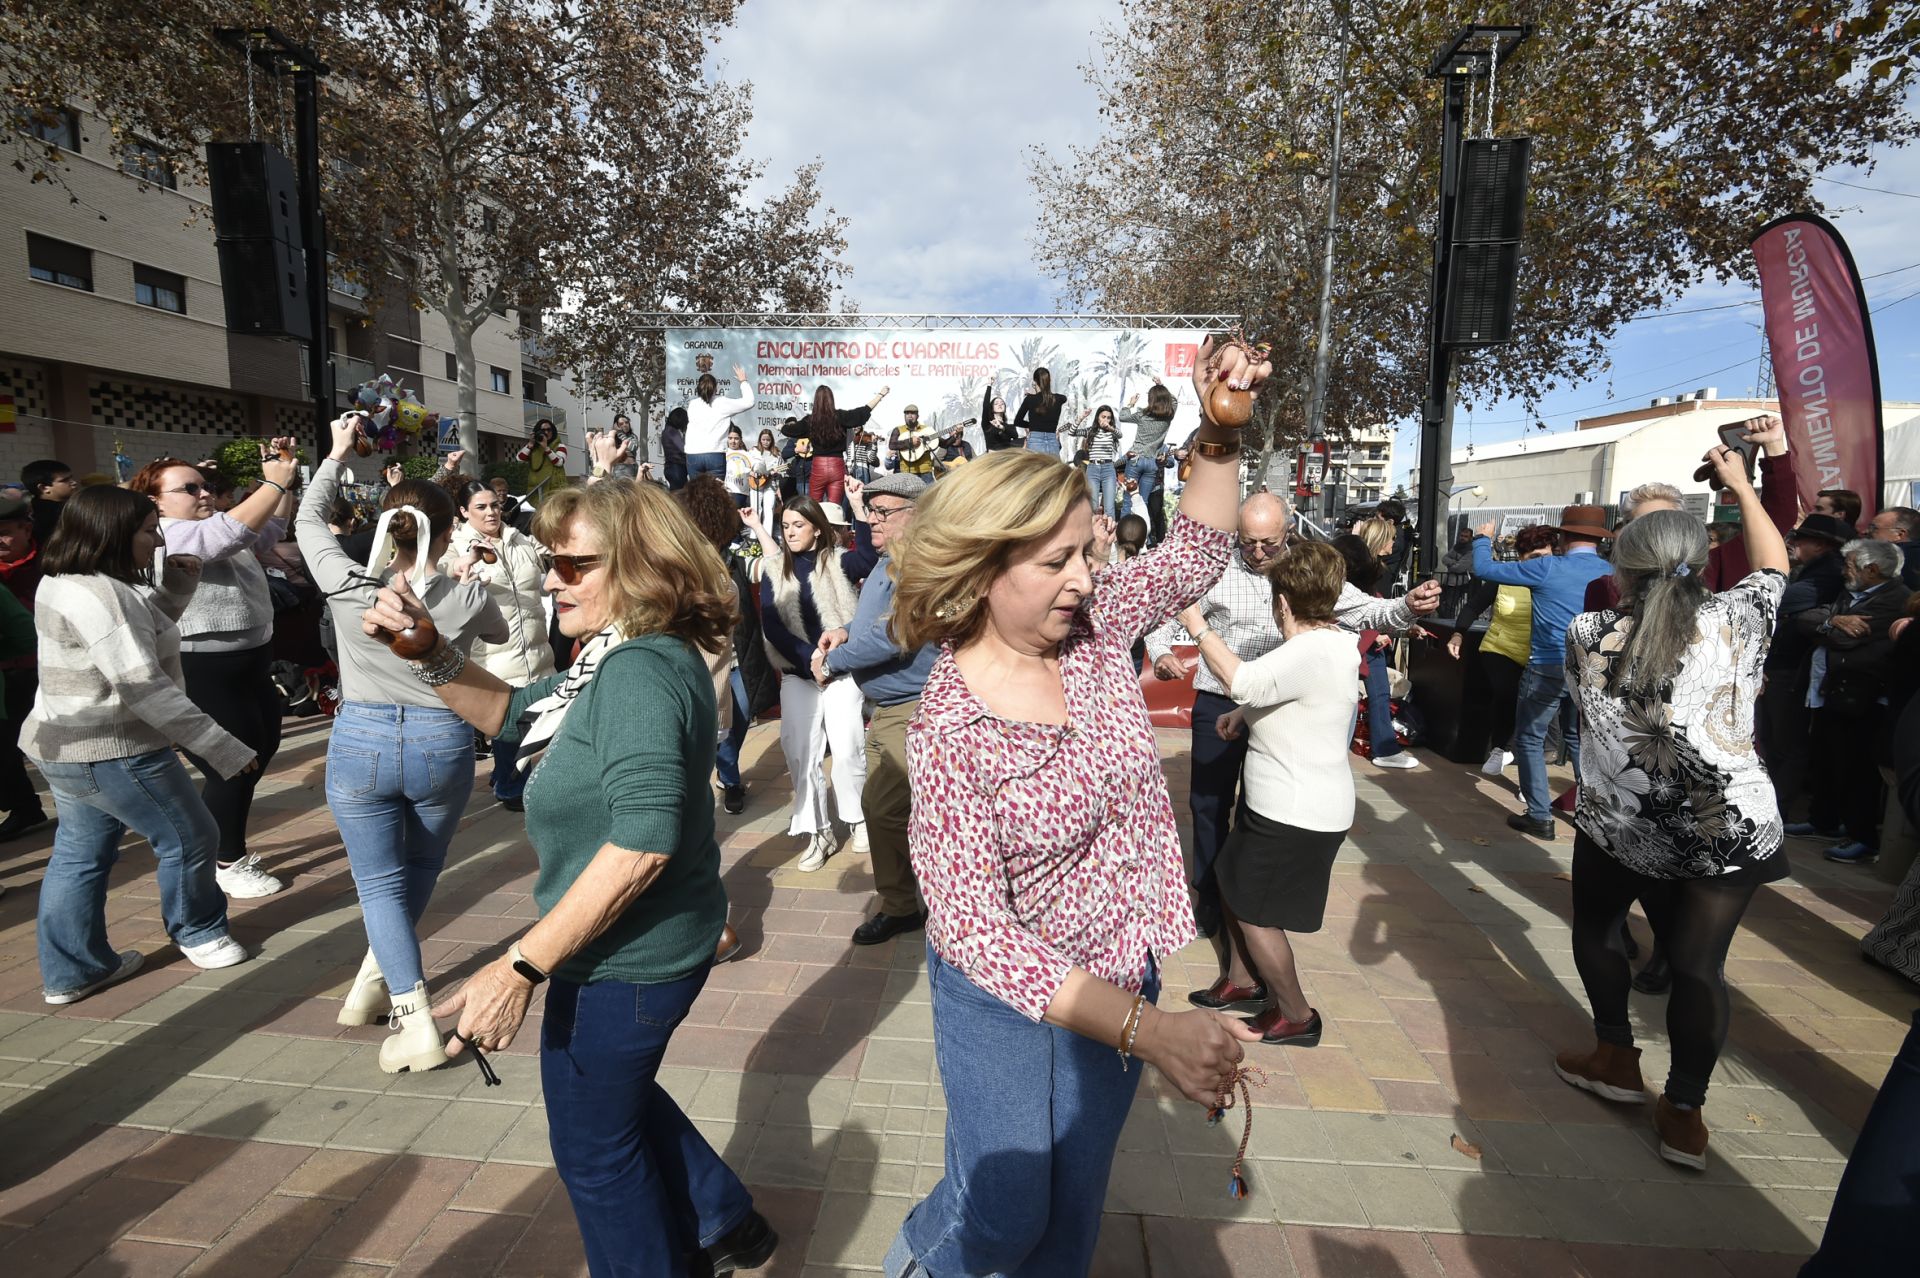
1211, 1065, 1268, 1200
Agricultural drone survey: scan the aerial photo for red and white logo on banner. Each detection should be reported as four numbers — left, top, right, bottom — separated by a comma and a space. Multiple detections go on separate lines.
1165, 344, 1199, 379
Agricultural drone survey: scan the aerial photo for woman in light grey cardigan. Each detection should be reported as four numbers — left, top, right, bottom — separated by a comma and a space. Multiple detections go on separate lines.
22, 486, 257, 1005
130, 445, 299, 900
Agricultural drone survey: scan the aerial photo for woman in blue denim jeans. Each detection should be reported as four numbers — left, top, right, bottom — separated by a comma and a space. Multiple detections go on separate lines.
298, 414, 507, 1075
358, 452, 777, 1277
22, 486, 260, 1003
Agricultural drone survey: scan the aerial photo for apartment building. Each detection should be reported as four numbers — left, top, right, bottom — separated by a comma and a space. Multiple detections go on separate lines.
1337, 423, 1395, 506
0, 102, 607, 484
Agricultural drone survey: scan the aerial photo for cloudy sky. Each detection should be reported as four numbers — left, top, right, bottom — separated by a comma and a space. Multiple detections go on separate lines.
707, 3, 1920, 483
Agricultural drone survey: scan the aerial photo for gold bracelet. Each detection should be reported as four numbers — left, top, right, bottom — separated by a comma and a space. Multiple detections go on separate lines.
1117, 993, 1148, 1071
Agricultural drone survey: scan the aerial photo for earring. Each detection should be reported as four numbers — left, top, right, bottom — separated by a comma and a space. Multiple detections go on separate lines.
935, 594, 977, 621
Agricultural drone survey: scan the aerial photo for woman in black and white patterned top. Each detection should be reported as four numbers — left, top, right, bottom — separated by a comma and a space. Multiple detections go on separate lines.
1552, 444, 1789, 1175
1072, 404, 1121, 518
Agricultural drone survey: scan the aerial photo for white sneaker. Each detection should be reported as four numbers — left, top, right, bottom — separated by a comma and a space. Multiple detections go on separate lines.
44, 950, 143, 1005
848, 821, 870, 855
215, 855, 285, 899
180, 934, 250, 970
797, 832, 832, 872
1481, 748, 1514, 775
1372, 752, 1420, 770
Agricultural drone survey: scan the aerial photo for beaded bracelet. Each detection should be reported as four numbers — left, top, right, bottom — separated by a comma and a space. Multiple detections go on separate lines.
409, 643, 467, 687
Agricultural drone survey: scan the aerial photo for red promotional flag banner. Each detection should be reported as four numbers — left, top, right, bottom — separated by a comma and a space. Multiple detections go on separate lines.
1750, 213, 1884, 519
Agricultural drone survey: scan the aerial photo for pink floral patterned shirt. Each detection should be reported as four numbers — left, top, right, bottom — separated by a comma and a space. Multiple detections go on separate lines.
907, 512, 1233, 1021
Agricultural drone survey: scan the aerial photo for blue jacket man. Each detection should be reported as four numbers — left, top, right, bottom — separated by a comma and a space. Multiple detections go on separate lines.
817, 472, 937, 945
1472, 504, 1616, 835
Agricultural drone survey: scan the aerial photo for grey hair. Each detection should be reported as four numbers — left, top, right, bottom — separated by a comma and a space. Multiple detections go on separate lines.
1626, 482, 1685, 518
1842, 538, 1901, 578
1608, 509, 1711, 695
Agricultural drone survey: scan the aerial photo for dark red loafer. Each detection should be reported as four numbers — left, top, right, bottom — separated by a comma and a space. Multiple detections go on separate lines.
1246, 1006, 1324, 1047
1188, 977, 1269, 1013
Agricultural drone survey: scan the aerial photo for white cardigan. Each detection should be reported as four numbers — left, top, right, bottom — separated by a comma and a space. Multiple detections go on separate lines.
684, 383, 756, 454
1229, 627, 1362, 833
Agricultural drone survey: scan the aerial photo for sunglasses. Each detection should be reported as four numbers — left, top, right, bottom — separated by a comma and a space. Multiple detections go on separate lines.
166, 483, 210, 497
1237, 536, 1283, 551
546, 553, 605, 584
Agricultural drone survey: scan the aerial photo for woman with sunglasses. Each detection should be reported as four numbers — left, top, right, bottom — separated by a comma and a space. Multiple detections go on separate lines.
297, 414, 508, 1074
357, 474, 779, 1278
24, 485, 259, 1003
130, 447, 299, 901
445, 481, 555, 811
741, 495, 876, 872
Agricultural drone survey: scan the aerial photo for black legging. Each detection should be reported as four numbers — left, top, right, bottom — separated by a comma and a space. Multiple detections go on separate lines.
1569, 833, 1762, 1108
1479, 649, 1522, 751
178, 644, 282, 861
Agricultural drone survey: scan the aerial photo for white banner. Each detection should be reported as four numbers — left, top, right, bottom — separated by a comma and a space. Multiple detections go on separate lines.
663, 325, 1211, 458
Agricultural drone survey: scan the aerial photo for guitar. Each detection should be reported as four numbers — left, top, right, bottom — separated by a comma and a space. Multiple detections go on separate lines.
896, 418, 976, 464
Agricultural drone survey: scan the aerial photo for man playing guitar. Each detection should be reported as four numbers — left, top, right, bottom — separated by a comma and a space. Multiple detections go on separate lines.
889, 405, 942, 481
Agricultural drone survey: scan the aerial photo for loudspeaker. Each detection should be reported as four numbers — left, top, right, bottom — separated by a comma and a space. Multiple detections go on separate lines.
1453, 138, 1530, 243
1443, 137, 1531, 347
1442, 243, 1520, 346
206, 142, 304, 248
213, 236, 312, 341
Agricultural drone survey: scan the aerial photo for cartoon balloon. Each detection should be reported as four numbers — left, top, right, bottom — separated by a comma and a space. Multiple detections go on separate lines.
396, 399, 428, 433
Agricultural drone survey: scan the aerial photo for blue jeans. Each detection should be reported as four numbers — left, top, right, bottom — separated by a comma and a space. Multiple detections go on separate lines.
491, 736, 525, 803
327, 702, 474, 993
1085, 461, 1116, 516
889, 945, 1157, 1277
664, 459, 688, 491
713, 669, 752, 790
1364, 649, 1403, 759
1514, 663, 1579, 822
543, 967, 753, 1275
686, 452, 726, 484
36, 749, 230, 995
1123, 454, 1159, 522
1801, 1012, 1920, 1275
1026, 432, 1060, 457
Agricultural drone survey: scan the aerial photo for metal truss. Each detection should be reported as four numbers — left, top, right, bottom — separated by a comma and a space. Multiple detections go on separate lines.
626, 313, 1241, 330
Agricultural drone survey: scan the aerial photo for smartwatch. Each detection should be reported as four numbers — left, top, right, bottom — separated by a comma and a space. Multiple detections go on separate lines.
507, 941, 548, 986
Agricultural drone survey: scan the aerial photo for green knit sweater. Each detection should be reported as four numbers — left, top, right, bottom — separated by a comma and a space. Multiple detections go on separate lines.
504, 633, 726, 986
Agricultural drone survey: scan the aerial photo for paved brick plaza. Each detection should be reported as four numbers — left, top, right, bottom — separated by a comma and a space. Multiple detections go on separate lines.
0, 715, 1908, 1276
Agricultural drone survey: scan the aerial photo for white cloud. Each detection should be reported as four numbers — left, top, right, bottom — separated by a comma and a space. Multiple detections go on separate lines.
707, 0, 1113, 314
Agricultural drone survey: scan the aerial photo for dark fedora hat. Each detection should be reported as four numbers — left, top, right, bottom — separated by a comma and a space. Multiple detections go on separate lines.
1788, 513, 1853, 545
1552, 504, 1614, 540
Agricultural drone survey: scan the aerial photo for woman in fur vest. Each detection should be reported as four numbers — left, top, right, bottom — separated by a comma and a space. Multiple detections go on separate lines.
743, 496, 876, 872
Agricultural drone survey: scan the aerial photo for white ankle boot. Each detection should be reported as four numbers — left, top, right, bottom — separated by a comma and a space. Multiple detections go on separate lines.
336, 948, 390, 1027
378, 981, 448, 1074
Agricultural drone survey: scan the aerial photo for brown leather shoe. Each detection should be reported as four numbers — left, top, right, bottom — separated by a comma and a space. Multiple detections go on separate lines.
1654, 1097, 1709, 1170
714, 923, 742, 965
1553, 1040, 1654, 1104
1187, 976, 1269, 1013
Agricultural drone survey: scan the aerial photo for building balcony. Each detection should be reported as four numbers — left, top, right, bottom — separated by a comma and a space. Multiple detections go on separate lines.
299, 351, 377, 405
524, 401, 567, 435
520, 331, 557, 371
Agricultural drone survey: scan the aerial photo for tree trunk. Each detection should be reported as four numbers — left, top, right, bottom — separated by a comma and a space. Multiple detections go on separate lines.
449, 319, 482, 457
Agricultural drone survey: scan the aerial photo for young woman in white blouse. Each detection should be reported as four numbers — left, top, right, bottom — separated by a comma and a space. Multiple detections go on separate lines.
1179, 539, 1360, 1047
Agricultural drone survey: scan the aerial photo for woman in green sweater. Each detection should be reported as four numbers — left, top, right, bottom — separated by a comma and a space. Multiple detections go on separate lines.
357, 476, 776, 1277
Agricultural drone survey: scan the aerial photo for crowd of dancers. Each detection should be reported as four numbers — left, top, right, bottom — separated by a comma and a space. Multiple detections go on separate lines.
5, 339, 1914, 1275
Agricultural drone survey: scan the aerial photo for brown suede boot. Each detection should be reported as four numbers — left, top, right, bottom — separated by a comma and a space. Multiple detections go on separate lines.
1654, 1097, 1709, 1170
1552, 1040, 1654, 1104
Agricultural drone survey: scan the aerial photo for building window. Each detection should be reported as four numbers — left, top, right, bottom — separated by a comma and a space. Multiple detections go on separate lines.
489, 366, 511, 395
22, 106, 79, 152
134, 264, 186, 313
445, 351, 457, 380
523, 371, 547, 404
120, 138, 176, 189
388, 338, 421, 373
26, 233, 92, 291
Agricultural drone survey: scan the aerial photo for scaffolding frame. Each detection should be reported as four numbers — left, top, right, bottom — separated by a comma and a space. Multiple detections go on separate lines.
629, 312, 1241, 330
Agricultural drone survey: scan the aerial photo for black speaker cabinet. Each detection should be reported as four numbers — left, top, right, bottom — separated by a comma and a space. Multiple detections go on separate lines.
214, 236, 312, 341
1453, 138, 1531, 243
206, 142, 304, 248
1443, 243, 1520, 346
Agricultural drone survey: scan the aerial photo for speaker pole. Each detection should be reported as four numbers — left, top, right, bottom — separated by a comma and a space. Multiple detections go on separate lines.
1417, 24, 1529, 579
292, 57, 329, 462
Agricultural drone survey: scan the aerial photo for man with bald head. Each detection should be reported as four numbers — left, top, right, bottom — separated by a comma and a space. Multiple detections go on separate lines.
1147, 492, 1438, 1007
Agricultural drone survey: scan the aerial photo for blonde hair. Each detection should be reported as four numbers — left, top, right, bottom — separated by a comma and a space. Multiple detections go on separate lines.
1357, 517, 1394, 558
534, 479, 735, 653
888, 450, 1089, 651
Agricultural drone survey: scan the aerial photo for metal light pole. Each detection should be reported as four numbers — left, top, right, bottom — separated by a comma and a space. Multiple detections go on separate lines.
1303, 4, 1350, 450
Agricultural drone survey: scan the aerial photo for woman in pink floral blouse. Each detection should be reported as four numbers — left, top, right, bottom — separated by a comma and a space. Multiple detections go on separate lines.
879, 338, 1268, 1278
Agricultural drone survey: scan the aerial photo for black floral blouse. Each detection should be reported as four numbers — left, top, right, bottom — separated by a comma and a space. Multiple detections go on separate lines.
1566, 570, 1787, 880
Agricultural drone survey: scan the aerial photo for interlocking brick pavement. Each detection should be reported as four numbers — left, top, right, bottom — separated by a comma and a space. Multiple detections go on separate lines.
0, 714, 1908, 1275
